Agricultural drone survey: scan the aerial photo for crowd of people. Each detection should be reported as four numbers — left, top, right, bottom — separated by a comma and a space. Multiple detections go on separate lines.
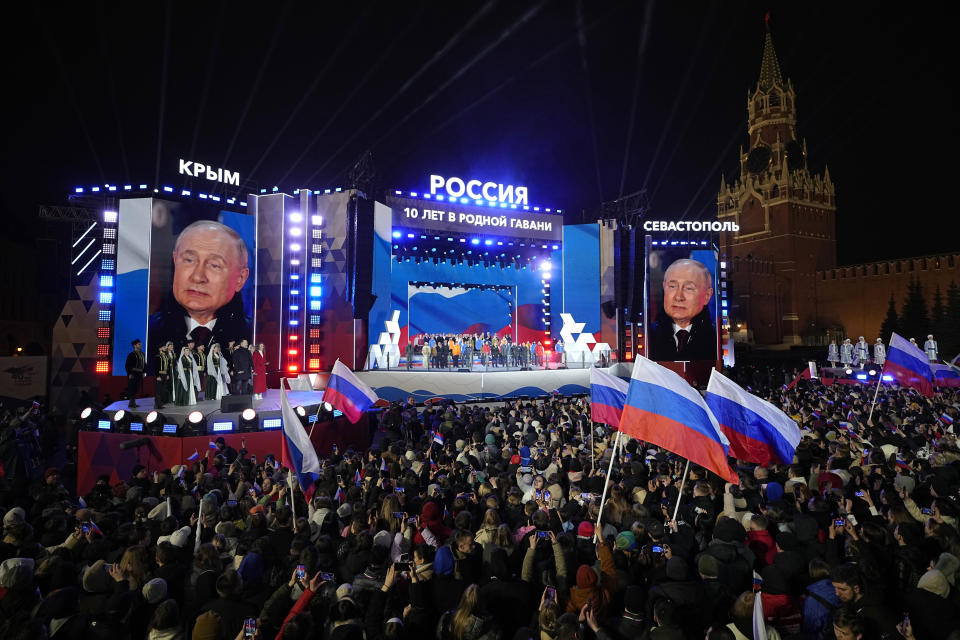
2, 362, 960, 640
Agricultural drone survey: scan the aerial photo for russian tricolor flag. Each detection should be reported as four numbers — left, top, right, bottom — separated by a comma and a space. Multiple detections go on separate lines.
941, 413, 954, 426
333, 486, 344, 502
884, 333, 934, 397
706, 370, 801, 466
280, 380, 320, 500
432, 431, 445, 446
322, 359, 379, 423
932, 363, 960, 388
354, 470, 362, 486
619, 356, 738, 483
590, 367, 628, 428
187, 450, 199, 462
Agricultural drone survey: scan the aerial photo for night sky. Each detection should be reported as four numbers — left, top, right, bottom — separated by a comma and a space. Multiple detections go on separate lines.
1, 1, 949, 265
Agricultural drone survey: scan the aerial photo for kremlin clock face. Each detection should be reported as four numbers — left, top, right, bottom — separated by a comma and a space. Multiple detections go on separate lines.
747, 145, 771, 174
785, 140, 805, 171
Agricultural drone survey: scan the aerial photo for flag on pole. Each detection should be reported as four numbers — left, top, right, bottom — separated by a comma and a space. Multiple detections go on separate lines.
590, 367, 629, 428
280, 380, 320, 500
432, 431, 445, 446
187, 450, 200, 462
322, 359, 379, 423
354, 470, 362, 486
333, 486, 344, 502
941, 413, 954, 426
208, 441, 219, 450
884, 333, 934, 397
931, 363, 960, 388
752, 589, 768, 640
619, 356, 738, 484
705, 370, 802, 466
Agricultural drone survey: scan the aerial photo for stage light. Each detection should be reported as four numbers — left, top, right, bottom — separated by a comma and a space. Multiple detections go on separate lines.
290, 212, 302, 222
392, 231, 402, 238
113, 409, 131, 431
199, 193, 208, 199
97, 419, 111, 431
139, 184, 148, 189
868, 369, 877, 376
294, 405, 306, 417
311, 215, 322, 225
471, 238, 480, 245
81, 407, 93, 420
262, 418, 282, 430
484, 240, 492, 245
882, 374, 894, 382
290, 243, 301, 251
75, 187, 83, 193
146, 410, 159, 424
323, 402, 333, 411
92, 186, 100, 192
845, 368, 853, 375
182, 411, 206, 435
103, 210, 118, 223
394, 190, 402, 195
856, 374, 867, 381
290, 227, 302, 236
240, 408, 258, 432
211, 420, 234, 433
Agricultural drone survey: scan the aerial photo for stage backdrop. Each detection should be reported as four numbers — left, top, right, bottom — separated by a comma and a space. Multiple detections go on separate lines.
408, 285, 514, 340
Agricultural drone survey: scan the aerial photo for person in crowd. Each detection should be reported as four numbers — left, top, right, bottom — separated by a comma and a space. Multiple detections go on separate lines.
5, 362, 960, 640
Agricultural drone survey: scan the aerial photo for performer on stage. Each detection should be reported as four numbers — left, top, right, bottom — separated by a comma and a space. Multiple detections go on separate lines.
196, 343, 207, 397
874, 338, 886, 367
206, 343, 232, 401
827, 340, 839, 367
231, 338, 253, 395
174, 346, 200, 406
422, 342, 431, 370
253, 343, 267, 400
854, 336, 870, 368
125, 339, 146, 408
840, 338, 854, 367
925, 334, 939, 362
153, 341, 174, 409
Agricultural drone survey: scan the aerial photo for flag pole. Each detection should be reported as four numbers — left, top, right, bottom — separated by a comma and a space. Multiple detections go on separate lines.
866, 343, 888, 426
670, 458, 691, 523
593, 429, 622, 542
287, 471, 298, 533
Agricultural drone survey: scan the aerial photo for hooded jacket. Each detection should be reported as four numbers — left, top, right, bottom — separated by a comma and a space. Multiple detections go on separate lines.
566, 542, 617, 620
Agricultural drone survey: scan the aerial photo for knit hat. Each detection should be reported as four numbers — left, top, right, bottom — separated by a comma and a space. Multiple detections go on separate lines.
434, 546, 455, 576
764, 482, 784, 503
142, 577, 168, 604
714, 517, 746, 543
665, 557, 689, 581
485, 434, 496, 446
576, 565, 598, 588
576, 521, 594, 539
373, 530, 393, 549
615, 531, 636, 551
2, 507, 26, 529
918, 569, 950, 598
337, 503, 353, 520
157, 525, 192, 548
697, 554, 720, 578
336, 583, 355, 602
0, 557, 34, 589
192, 611, 222, 640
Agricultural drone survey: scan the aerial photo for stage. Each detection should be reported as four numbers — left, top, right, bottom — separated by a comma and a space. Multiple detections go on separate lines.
354, 363, 632, 402
104, 389, 327, 430
77, 410, 372, 495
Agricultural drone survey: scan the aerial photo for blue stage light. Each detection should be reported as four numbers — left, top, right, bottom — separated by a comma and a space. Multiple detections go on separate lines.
410, 192, 418, 197
882, 375, 894, 382
289, 320, 299, 326
139, 184, 148, 189
310, 286, 322, 297
471, 239, 480, 245
182, 189, 191, 196
392, 231, 402, 238
99, 292, 113, 304
162, 424, 177, 434
100, 275, 113, 287
199, 193, 208, 199
407, 233, 414, 238
91, 186, 100, 192
856, 374, 867, 381
484, 240, 492, 246
436, 195, 445, 201
394, 190, 402, 195
212, 421, 234, 432
162, 186, 172, 192
108, 185, 117, 192
211, 196, 220, 202
75, 187, 83, 193
97, 420, 111, 430
262, 418, 282, 430
475, 200, 483, 205
460, 198, 468, 203
552, 245, 559, 250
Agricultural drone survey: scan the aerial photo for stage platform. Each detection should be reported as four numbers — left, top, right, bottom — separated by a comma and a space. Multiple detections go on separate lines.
104, 389, 326, 429
354, 363, 632, 403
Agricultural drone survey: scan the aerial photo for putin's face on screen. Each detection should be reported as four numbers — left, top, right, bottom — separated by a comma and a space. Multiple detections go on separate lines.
662, 258, 713, 328
172, 221, 249, 325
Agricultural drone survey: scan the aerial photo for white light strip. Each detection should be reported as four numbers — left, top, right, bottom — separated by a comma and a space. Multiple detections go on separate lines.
76, 249, 102, 276
72, 222, 97, 247
71, 238, 96, 264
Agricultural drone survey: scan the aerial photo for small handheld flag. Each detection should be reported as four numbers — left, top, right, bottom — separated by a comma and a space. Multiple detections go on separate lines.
187, 450, 200, 462
941, 413, 954, 426
208, 441, 219, 450
354, 470, 362, 486
333, 486, 344, 502
432, 431, 445, 446
322, 360, 379, 423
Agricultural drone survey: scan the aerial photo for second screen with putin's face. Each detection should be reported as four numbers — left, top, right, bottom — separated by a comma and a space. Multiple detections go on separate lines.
644, 241, 719, 363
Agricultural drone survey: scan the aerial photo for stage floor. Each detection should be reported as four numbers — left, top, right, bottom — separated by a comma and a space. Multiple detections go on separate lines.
105, 389, 326, 420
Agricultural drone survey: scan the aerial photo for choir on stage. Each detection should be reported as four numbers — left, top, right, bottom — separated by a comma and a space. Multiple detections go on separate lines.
825, 333, 937, 369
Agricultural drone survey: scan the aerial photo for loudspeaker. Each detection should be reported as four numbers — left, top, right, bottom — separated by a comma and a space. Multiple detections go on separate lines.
221, 395, 252, 413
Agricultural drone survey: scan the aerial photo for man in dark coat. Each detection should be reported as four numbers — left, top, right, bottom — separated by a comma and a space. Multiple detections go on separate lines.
147, 220, 252, 356
231, 339, 253, 395
648, 257, 716, 361
125, 339, 146, 408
